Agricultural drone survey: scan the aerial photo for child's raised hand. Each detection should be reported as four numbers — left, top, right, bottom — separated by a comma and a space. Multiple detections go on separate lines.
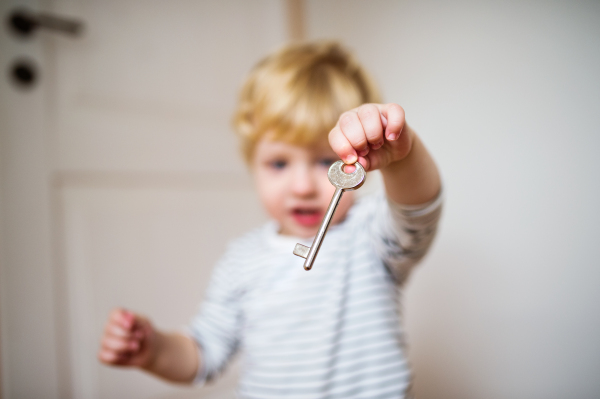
98, 308, 157, 368
329, 103, 413, 171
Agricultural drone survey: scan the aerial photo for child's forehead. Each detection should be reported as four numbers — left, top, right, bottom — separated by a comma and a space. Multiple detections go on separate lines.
255, 137, 334, 156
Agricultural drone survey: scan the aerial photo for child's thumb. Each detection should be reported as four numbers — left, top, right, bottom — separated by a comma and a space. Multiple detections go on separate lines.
120, 309, 136, 328
129, 312, 154, 337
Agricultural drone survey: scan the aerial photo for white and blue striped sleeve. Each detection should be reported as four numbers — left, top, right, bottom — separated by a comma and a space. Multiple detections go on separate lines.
365, 188, 443, 284
187, 245, 244, 385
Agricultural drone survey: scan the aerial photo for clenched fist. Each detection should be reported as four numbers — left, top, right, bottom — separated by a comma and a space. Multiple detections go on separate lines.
329, 103, 413, 171
98, 308, 156, 368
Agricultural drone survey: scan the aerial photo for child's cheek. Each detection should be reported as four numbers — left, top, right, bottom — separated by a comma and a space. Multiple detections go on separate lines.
254, 173, 284, 220
265, 190, 286, 221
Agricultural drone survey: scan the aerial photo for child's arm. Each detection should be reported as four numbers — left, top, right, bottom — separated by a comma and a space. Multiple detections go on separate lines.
98, 308, 199, 383
330, 103, 442, 282
328, 103, 441, 204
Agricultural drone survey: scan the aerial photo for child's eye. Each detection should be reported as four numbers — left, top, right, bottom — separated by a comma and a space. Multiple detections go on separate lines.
269, 160, 287, 170
318, 158, 336, 168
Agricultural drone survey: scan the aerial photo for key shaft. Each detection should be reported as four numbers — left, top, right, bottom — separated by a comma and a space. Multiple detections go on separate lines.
296, 187, 344, 270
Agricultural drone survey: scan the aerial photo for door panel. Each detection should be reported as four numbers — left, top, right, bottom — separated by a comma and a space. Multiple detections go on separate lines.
53, 0, 286, 173
61, 185, 264, 398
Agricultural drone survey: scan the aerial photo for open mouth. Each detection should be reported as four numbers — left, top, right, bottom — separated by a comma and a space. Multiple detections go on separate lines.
291, 208, 323, 226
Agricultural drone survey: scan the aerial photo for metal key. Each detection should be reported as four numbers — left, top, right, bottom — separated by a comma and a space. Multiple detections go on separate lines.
293, 160, 366, 270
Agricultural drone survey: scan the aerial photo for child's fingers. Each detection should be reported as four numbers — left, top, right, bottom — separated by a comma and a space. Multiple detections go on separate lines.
377, 103, 405, 141
98, 348, 120, 364
105, 322, 133, 338
338, 111, 370, 157
98, 348, 132, 365
101, 335, 140, 353
329, 126, 358, 164
357, 104, 384, 149
357, 155, 371, 172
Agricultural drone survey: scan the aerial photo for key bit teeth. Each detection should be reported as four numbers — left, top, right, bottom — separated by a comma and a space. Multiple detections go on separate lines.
293, 243, 310, 259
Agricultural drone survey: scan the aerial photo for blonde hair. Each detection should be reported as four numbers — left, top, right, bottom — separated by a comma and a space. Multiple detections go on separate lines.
233, 41, 382, 163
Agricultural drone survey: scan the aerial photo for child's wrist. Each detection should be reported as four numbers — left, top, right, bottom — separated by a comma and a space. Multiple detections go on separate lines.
140, 329, 162, 371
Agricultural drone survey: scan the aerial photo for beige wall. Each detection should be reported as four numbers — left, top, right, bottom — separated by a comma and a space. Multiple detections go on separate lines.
306, 1, 600, 398
1, 1, 599, 398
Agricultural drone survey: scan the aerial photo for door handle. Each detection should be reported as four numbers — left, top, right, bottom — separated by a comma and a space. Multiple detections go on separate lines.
7, 7, 83, 37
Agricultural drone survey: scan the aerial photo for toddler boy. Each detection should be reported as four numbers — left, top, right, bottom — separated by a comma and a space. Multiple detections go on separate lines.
99, 41, 442, 399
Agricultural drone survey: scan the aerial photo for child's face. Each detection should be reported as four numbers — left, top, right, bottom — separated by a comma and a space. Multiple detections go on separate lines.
252, 137, 354, 238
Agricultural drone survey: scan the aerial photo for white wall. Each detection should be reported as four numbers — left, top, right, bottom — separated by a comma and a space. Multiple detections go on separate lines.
306, 1, 600, 398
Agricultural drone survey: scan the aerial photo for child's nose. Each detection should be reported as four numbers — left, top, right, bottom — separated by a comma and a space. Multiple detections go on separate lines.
291, 168, 317, 197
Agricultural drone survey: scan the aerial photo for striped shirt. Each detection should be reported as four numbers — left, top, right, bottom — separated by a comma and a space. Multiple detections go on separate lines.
188, 189, 443, 398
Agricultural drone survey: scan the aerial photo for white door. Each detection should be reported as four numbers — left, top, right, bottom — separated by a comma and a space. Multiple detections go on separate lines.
1, 1, 294, 398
